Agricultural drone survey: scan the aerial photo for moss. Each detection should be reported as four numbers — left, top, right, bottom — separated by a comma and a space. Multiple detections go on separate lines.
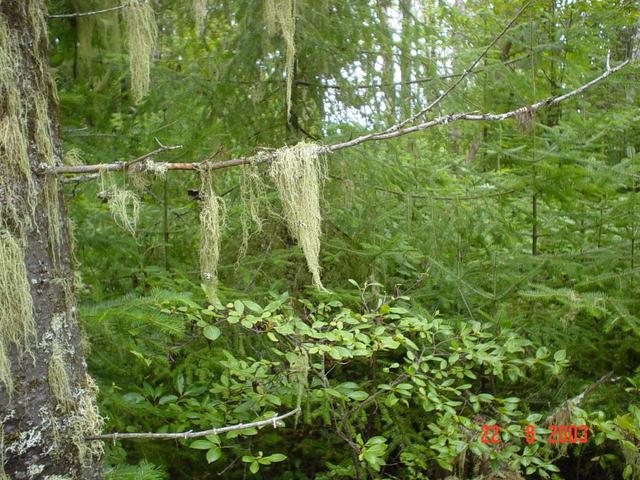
0, 232, 36, 391
199, 171, 226, 302
269, 142, 326, 288
124, 0, 158, 103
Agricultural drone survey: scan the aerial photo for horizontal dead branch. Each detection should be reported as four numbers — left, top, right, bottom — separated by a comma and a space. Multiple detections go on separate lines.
86, 407, 300, 441
49, 59, 630, 177
52, 142, 183, 175
48, 5, 125, 19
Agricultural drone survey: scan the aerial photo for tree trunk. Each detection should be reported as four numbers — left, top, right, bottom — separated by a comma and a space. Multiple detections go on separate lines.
0, 1, 103, 478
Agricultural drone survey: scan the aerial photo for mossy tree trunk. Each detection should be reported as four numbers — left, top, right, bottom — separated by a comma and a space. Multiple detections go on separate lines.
0, 1, 103, 478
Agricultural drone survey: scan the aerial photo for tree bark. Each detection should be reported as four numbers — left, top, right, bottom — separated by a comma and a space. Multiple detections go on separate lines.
0, 1, 103, 478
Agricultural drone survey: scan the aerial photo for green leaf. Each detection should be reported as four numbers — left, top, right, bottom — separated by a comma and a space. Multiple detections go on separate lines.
158, 394, 178, 405
206, 447, 222, 463
243, 300, 263, 313
203, 325, 221, 341
250, 461, 259, 474
234, 300, 245, 314
190, 440, 214, 450
265, 453, 287, 462
536, 347, 549, 359
553, 349, 566, 361
348, 391, 369, 401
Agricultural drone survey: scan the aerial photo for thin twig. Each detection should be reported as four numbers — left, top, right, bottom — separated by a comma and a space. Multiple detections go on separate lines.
386, 0, 533, 133
296, 50, 537, 90
375, 186, 519, 201
49, 59, 629, 176
86, 408, 300, 441
48, 4, 126, 19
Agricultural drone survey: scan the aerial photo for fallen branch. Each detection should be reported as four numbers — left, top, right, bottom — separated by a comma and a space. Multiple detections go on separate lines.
48, 4, 126, 19
85, 407, 300, 441
49, 58, 630, 176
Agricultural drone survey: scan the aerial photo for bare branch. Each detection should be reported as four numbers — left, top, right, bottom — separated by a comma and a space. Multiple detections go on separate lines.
48, 5, 126, 19
49, 59, 630, 176
86, 408, 300, 441
51, 143, 183, 175
328, 59, 629, 153
386, 0, 533, 133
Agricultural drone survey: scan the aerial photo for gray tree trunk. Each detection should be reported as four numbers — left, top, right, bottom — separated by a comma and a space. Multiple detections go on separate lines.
0, 1, 103, 478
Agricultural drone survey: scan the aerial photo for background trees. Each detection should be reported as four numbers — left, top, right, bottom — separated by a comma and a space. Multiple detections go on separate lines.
3, 0, 638, 478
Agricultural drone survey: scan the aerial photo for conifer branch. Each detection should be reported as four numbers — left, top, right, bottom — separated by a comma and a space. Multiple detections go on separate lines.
85, 408, 300, 441
49, 58, 630, 176
48, 5, 126, 19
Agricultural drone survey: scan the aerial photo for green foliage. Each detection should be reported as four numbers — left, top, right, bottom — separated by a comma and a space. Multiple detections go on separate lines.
45, 0, 640, 477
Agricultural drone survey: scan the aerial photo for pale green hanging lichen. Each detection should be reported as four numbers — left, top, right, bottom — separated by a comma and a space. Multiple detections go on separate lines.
263, 0, 297, 120
108, 189, 140, 235
100, 170, 141, 235
290, 349, 309, 426
0, 16, 36, 233
0, 232, 36, 392
33, 75, 63, 272
192, 0, 208, 36
124, 0, 158, 103
238, 162, 268, 262
48, 341, 74, 412
68, 375, 104, 466
269, 142, 326, 288
199, 171, 226, 302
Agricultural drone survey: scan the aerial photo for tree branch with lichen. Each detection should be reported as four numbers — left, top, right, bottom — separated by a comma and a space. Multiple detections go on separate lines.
47, 58, 630, 177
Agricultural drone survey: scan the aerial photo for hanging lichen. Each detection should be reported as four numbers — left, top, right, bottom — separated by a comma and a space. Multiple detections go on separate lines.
0, 232, 36, 391
290, 349, 309, 426
0, 16, 36, 233
238, 162, 268, 262
192, 0, 208, 36
63, 148, 84, 167
68, 375, 104, 466
75, 1, 96, 76
199, 171, 226, 302
269, 142, 326, 288
48, 341, 73, 411
263, 0, 297, 120
100, 170, 141, 235
108, 189, 140, 235
124, 0, 158, 103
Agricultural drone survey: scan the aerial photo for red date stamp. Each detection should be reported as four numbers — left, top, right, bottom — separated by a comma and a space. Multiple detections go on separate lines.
480, 424, 588, 445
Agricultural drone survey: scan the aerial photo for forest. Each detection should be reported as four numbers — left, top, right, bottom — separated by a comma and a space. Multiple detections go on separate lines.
0, 0, 639, 478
